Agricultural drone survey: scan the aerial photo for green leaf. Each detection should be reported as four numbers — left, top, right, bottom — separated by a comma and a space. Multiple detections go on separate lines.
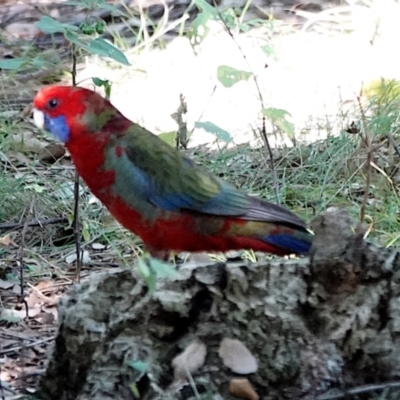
192, 0, 218, 15
188, 0, 218, 46
260, 45, 274, 56
64, 0, 86, 5
92, 77, 104, 86
149, 258, 180, 279
86, 38, 130, 65
239, 22, 251, 32
129, 383, 140, 398
137, 257, 155, 294
137, 256, 180, 294
82, 221, 91, 242
220, 8, 237, 30
64, 32, 130, 66
31, 57, 46, 68
25, 184, 45, 193
64, 30, 81, 46
158, 131, 177, 147
36, 16, 78, 34
262, 108, 295, 140
0, 308, 24, 323
127, 360, 147, 373
262, 108, 290, 120
137, 257, 151, 280
92, 77, 112, 98
67, 213, 74, 228
5, 273, 18, 282
188, 12, 211, 46
0, 58, 24, 70
195, 121, 232, 143
217, 65, 252, 88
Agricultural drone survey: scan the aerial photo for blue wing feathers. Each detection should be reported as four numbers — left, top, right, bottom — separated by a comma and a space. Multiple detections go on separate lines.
120, 143, 308, 229
126, 157, 248, 214
127, 162, 217, 211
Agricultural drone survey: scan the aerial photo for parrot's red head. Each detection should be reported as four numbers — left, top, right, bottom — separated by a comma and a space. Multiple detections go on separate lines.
33, 85, 123, 144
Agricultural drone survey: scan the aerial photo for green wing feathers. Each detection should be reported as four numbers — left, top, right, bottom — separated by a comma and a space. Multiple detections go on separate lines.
106, 121, 307, 229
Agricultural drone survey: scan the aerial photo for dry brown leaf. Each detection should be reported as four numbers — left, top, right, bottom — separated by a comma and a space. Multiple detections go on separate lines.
0, 279, 16, 289
27, 281, 60, 308
22, 103, 32, 118
12, 284, 22, 294
0, 234, 16, 247
34, 312, 55, 325
28, 307, 42, 318
26, 291, 41, 309
12, 131, 48, 153
34, 280, 55, 292
66, 250, 91, 265
43, 305, 59, 322
218, 338, 258, 374
92, 243, 106, 250
171, 340, 207, 380
229, 378, 259, 400
5, 22, 40, 39
8, 151, 32, 165
38, 143, 66, 164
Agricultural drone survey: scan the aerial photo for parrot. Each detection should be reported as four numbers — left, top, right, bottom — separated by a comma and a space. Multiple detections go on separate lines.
32, 85, 313, 259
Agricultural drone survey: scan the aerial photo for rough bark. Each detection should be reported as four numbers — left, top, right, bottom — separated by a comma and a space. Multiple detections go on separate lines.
38, 210, 400, 399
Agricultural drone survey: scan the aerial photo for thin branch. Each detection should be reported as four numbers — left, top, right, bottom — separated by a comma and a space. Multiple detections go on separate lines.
72, 170, 82, 282
17, 198, 36, 319
261, 116, 279, 203
0, 217, 67, 231
317, 380, 400, 400
71, 44, 82, 282
212, 3, 279, 203
387, 133, 400, 159
356, 95, 372, 223
71, 43, 77, 86
171, 93, 188, 149
0, 359, 4, 399
0, 336, 56, 356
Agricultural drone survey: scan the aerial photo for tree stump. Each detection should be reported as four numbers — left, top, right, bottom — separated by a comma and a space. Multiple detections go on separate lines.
38, 210, 400, 399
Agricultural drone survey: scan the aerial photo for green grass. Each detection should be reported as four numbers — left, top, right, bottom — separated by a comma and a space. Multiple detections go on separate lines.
2, 82, 400, 281
0, 0, 399, 280
193, 86, 400, 249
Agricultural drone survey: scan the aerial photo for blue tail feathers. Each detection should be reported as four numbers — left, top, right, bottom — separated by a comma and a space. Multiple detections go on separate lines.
262, 233, 313, 255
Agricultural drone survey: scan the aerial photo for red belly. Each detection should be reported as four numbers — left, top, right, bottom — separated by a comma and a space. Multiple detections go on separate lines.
106, 195, 286, 255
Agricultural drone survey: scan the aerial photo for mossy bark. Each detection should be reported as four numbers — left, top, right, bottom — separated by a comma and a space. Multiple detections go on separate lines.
38, 210, 400, 400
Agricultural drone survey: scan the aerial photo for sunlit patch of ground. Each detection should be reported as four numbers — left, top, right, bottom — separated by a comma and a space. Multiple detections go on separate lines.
77, 1, 400, 149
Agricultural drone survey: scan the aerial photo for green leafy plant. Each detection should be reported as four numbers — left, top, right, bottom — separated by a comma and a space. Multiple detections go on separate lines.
35, 15, 129, 66
137, 256, 180, 295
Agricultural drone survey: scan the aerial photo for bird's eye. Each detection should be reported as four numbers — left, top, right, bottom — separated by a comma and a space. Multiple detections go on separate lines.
47, 98, 59, 109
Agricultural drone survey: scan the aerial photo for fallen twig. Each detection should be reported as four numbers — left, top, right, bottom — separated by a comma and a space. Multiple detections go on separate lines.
317, 380, 400, 400
0, 336, 56, 356
17, 198, 36, 319
0, 217, 68, 231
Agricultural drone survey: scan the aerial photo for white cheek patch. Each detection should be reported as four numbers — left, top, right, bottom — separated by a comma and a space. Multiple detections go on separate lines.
33, 109, 45, 129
